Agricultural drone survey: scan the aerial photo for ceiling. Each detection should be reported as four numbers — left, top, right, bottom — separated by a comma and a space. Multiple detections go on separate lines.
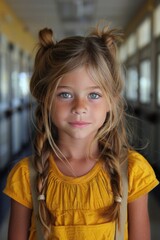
5, 0, 147, 40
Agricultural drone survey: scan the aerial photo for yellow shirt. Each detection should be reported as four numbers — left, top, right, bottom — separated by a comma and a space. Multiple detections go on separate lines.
4, 151, 159, 240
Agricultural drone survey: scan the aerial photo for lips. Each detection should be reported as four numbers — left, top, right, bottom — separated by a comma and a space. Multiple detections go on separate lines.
69, 121, 91, 127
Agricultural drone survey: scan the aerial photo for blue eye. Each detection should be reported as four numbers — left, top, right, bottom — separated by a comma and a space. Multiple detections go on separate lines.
58, 92, 72, 99
88, 92, 101, 99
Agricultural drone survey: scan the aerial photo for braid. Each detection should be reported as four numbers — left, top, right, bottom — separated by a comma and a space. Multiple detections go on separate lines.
103, 150, 122, 223
33, 105, 54, 238
98, 117, 128, 225
98, 129, 121, 221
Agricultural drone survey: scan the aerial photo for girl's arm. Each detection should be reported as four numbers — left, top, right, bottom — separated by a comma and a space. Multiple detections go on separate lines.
128, 194, 150, 240
8, 199, 32, 240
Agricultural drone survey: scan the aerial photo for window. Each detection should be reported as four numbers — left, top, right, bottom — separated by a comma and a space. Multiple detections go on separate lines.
0, 35, 10, 104
153, 4, 160, 37
127, 33, 137, 57
157, 54, 160, 105
119, 43, 127, 63
137, 18, 151, 48
126, 67, 138, 101
19, 52, 30, 97
139, 60, 151, 103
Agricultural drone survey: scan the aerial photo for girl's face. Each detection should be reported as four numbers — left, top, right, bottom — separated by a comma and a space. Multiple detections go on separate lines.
51, 66, 109, 142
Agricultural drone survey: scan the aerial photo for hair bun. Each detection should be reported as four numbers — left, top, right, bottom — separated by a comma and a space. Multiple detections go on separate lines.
90, 24, 123, 49
101, 26, 123, 48
39, 28, 55, 48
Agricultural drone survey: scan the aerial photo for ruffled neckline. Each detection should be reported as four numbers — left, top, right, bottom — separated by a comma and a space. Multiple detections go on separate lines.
49, 156, 103, 184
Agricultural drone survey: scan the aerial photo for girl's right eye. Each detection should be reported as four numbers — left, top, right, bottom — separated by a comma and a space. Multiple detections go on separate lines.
58, 92, 73, 99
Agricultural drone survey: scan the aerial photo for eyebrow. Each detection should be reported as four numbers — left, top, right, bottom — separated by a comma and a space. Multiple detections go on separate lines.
57, 86, 101, 90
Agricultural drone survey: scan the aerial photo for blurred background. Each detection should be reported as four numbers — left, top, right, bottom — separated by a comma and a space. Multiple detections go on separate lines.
0, 0, 160, 239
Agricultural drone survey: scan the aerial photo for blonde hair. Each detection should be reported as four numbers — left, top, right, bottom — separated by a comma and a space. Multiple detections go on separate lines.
30, 24, 130, 239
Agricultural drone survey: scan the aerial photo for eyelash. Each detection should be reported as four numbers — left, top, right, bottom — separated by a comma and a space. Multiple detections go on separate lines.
57, 92, 102, 99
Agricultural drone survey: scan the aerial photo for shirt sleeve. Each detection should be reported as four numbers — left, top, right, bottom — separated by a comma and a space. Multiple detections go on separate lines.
128, 151, 159, 202
3, 158, 32, 209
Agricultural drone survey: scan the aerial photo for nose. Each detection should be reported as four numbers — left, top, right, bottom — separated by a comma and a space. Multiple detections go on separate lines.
71, 98, 87, 115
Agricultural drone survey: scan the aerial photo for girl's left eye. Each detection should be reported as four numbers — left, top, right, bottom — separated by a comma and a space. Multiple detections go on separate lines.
88, 92, 101, 99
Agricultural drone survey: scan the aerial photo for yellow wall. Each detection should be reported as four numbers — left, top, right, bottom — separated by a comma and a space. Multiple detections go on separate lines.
0, 0, 36, 55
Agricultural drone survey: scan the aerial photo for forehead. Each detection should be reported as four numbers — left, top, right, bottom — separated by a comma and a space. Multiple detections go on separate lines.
58, 66, 100, 88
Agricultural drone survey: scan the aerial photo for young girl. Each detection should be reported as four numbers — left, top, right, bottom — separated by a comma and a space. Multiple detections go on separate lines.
4, 24, 159, 240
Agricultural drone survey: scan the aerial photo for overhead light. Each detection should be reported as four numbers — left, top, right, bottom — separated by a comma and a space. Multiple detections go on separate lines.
56, 0, 96, 21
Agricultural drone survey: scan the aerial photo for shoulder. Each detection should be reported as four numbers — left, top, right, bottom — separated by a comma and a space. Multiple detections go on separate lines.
12, 157, 29, 170
7, 157, 30, 181
3, 157, 32, 208
127, 151, 159, 202
128, 150, 154, 173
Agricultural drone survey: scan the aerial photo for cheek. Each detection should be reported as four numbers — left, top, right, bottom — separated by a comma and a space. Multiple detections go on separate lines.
101, 111, 108, 125
104, 100, 110, 112
50, 104, 60, 124
51, 113, 63, 131
51, 103, 68, 123
98, 102, 110, 115
92, 106, 107, 124
54, 101, 70, 111
98, 103, 110, 124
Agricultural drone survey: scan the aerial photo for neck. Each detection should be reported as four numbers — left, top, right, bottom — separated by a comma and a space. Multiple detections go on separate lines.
56, 138, 99, 162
